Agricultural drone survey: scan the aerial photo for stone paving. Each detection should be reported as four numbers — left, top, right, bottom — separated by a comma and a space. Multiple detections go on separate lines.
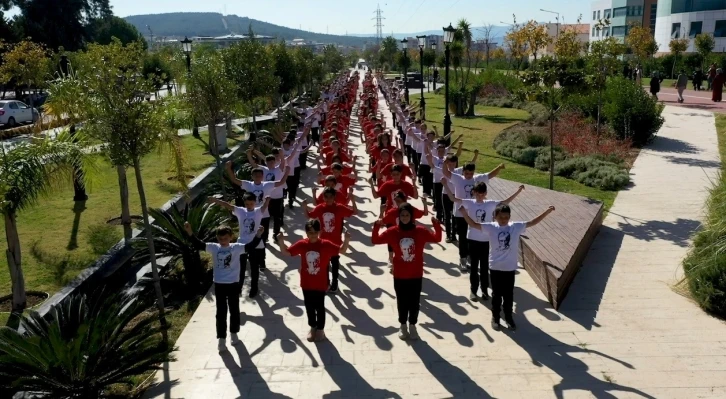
146, 77, 726, 398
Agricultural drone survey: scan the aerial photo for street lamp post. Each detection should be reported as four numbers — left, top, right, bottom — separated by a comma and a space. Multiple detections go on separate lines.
417, 35, 426, 119
541, 9, 560, 57
431, 41, 437, 91
401, 38, 410, 104
443, 23, 456, 139
181, 36, 199, 138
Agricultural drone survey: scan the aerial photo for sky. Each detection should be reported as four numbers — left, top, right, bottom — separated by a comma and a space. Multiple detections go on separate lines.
105, 0, 591, 36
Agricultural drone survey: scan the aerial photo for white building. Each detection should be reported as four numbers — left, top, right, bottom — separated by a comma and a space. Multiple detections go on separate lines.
590, 0, 646, 43
654, 0, 726, 53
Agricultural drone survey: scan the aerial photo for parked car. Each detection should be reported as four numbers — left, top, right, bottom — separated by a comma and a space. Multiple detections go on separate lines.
0, 100, 39, 128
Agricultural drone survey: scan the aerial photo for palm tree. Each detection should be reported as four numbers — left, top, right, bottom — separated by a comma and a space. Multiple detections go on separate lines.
457, 19, 474, 88
0, 287, 173, 398
0, 132, 95, 313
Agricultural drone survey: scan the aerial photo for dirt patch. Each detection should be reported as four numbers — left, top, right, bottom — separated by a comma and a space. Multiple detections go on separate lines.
0, 291, 49, 312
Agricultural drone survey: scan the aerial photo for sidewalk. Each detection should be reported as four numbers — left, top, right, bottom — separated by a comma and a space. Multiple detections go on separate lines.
145, 84, 726, 398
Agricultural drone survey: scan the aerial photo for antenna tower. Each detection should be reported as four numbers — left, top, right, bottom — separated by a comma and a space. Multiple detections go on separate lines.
372, 4, 385, 45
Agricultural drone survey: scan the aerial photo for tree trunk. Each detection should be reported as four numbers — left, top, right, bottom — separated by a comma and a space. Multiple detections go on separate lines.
116, 166, 133, 242
225, 113, 233, 137
70, 124, 88, 202
466, 90, 477, 116
208, 121, 219, 158
5, 211, 26, 313
132, 157, 169, 344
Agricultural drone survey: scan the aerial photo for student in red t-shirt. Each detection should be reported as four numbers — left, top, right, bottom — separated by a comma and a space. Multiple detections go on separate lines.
316, 163, 357, 194
371, 203, 443, 341
278, 219, 351, 342
303, 187, 358, 292
370, 149, 392, 186
312, 176, 352, 205
369, 164, 418, 209
378, 149, 416, 186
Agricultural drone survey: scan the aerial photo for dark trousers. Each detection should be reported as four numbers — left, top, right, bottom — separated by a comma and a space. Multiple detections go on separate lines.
269, 198, 284, 235
490, 270, 515, 322
311, 127, 320, 145
240, 248, 265, 290
455, 217, 469, 258
442, 194, 454, 238
214, 282, 241, 339
261, 217, 271, 242
298, 150, 308, 170
469, 240, 490, 293
329, 255, 341, 286
303, 290, 326, 329
405, 144, 414, 164
433, 182, 443, 220
412, 152, 420, 176
287, 167, 301, 203
419, 164, 432, 196
393, 278, 423, 325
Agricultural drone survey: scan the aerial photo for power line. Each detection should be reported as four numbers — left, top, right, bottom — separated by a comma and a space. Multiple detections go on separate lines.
401, 0, 427, 29
372, 4, 385, 45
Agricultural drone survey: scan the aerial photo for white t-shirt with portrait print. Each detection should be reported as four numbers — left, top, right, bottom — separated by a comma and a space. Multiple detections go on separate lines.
240, 180, 275, 218
206, 242, 247, 283
259, 165, 285, 199
449, 172, 490, 217
458, 199, 500, 242
233, 206, 264, 249
480, 222, 527, 272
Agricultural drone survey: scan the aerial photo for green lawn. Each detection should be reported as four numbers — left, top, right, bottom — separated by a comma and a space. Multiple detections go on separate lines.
422, 91, 618, 211
0, 134, 238, 303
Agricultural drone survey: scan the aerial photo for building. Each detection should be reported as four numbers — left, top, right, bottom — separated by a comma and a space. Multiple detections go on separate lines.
654, 0, 726, 53
539, 23, 590, 57
191, 34, 276, 48
590, 0, 647, 42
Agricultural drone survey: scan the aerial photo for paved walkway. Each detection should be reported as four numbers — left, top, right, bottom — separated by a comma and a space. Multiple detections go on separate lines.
146, 81, 726, 397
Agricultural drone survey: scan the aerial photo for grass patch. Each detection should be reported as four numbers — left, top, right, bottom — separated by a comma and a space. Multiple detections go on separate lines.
0, 135, 216, 311
422, 92, 618, 211
680, 114, 726, 318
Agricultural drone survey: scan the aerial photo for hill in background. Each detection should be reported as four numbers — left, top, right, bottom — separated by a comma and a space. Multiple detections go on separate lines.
125, 12, 376, 47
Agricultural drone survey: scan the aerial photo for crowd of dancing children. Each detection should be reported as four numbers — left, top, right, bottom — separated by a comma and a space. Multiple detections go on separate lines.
183, 69, 556, 353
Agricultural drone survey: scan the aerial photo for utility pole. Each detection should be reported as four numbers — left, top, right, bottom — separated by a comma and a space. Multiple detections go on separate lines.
373, 4, 385, 46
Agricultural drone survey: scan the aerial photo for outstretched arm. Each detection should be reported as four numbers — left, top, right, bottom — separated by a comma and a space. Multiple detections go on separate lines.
183, 222, 207, 250
460, 207, 482, 230
487, 163, 505, 179
277, 232, 292, 256
502, 185, 525, 204
225, 161, 244, 187
470, 149, 479, 164
301, 199, 314, 217
274, 167, 291, 187
207, 197, 235, 212
527, 206, 555, 228
246, 148, 258, 167
440, 178, 460, 203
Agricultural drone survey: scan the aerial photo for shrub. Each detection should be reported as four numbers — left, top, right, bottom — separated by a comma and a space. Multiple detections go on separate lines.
603, 76, 665, 145
534, 147, 567, 171
478, 68, 523, 92
521, 101, 549, 126
555, 111, 632, 161
512, 147, 539, 166
554, 156, 630, 190
86, 223, 123, 255
526, 132, 548, 148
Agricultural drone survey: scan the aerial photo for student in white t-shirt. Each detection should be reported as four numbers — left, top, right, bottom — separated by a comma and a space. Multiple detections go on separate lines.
184, 221, 264, 353
442, 180, 524, 301
425, 139, 463, 221
442, 159, 505, 271
461, 202, 555, 331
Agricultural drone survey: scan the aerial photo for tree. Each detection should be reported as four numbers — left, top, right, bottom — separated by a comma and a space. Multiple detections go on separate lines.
555, 25, 584, 59
0, 288, 173, 397
458, 18, 474, 87
0, 132, 93, 312
422, 48, 436, 82
695, 33, 715, 69
504, 17, 527, 71
522, 20, 552, 62
587, 22, 625, 135
379, 36, 399, 70
669, 36, 689, 78
294, 47, 315, 93
86, 16, 146, 47
479, 24, 495, 66
12, 0, 112, 51
626, 23, 656, 63
0, 39, 50, 111
270, 41, 297, 108
322, 44, 344, 74
76, 39, 186, 343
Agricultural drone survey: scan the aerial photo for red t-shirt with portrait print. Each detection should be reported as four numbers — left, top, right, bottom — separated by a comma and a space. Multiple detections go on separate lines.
308, 203, 355, 245
371, 222, 443, 279
377, 180, 416, 210
379, 163, 413, 184
381, 205, 425, 226
288, 239, 339, 291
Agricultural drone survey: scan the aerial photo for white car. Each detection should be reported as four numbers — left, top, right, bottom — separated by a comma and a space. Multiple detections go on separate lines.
0, 100, 39, 128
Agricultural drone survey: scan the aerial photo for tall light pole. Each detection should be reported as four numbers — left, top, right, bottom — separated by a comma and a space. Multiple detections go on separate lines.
417, 35, 426, 119
541, 9, 560, 56
181, 37, 199, 138
443, 23, 456, 139
401, 38, 410, 104
431, 41, 437, 91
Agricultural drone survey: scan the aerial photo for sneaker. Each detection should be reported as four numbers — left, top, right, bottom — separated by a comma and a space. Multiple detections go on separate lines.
469, 291, 479, 301
388, 264, 393, 274
451, 237, 459, 243
218, 338, 228, 353
230, 333, 242, 346
288, 202, 294, 209
491, 319, 501, 331
398, 324, 409, 340
505, 318, 517, 331
408, 324, 420, 340
328, 281, 338, 293
249, 286, 259, 298
445, 237, 453, 243
315, 330, 327, 342
459, 258, 468, 272
306, 328, 316, 342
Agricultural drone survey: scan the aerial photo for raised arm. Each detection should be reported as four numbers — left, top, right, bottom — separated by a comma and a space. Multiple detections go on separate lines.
277, 232, 292, 256
455, 141, 464, 158
487, 163, 505, 179
184, 222, 207, 250
274, 167, 291, 187
225, 161, 244, 187
502, 185, 525, 204
301, 199, 314, 217
470, 149, 479, 164
424, 217, 443, 243
261, 197, 271, 213
440, 177, 460, 203
459, 207, 482, 230
207, 197, 235, 212
339, 230, 352, 254
526, 206, 555, 228
246, 148, 258, 167
368, 177, 380, 199
422, 197, 429, 215
450, 134, 464, 148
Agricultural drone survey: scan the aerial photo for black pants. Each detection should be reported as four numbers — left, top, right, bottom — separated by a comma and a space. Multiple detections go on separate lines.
303, 290, 326, 329
442, 194, 454, 238
433, 182, 443, 220
394, 278, 423, 325
455, 217, 469, 258
405, 144, 414, 164
311, 127, 320, 145
269, 198, 284, 235
469, 240, 490, 293
261, 217, 271, 242
298, 150, 308, 170
490, 270, 515, 322
214, 282, 241, 339
412, 152, 420, 176
419, 164, 432, 196
240, 248, 265, 290
329, 255, 341, 287
287, 167, 301, 203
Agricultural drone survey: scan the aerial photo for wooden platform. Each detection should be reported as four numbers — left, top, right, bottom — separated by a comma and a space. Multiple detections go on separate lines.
486, 179, 604, 309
